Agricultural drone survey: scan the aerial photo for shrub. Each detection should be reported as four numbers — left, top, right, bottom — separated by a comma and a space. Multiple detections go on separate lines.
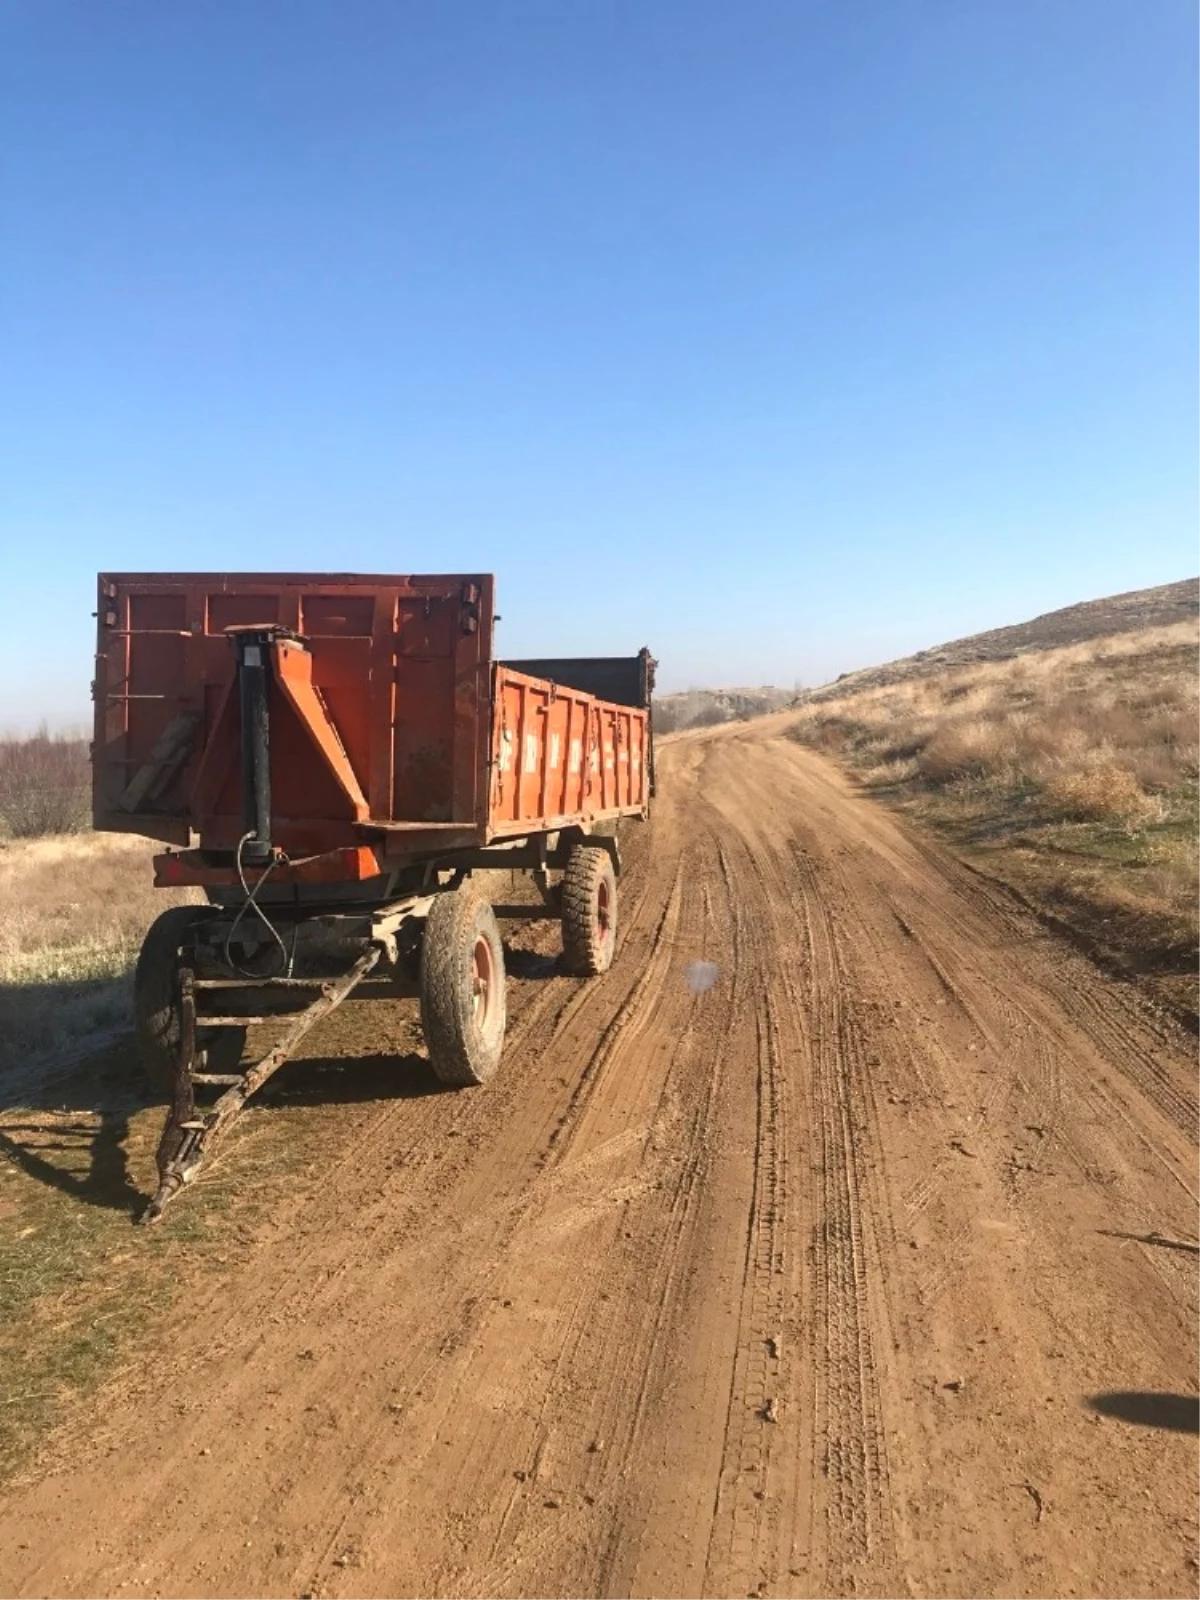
916, 718, 1006, 784
0, 729, 91, 837
1041, 764, 1158, 825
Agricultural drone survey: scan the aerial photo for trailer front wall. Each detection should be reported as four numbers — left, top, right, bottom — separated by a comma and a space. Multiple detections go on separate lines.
488, 667, 650, 831
94, 574, 494, 849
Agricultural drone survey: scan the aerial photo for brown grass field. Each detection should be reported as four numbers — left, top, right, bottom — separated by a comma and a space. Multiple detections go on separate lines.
788, 618, 1199, 1021
0, 833, 198, 1074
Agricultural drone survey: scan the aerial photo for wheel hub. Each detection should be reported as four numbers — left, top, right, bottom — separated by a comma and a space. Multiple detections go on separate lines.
472, 935, 496, 1030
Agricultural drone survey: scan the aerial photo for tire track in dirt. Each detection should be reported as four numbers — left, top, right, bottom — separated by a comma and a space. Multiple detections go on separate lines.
676, 829, 796, 1600
789, 844, 899, 1594
756, 753, 1195, 1311
850, 778, 1195, 1292
423, 834, 728, 1600
273, 851, 697, 1599
698, 764, 903, 1597
699, 990, 794, 1599
585, 797, 828, 1600
259, 799, 707, 1599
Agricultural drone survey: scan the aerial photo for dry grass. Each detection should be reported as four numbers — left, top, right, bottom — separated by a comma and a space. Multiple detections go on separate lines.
655, 686, 796, 734
0, 831, 195, 1478
790, 621, 1199, 1018
0, 832, 404, 1484
0, 833, 199, 1072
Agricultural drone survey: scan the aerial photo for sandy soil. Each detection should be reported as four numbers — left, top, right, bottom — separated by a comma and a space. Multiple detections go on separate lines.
0, 721, 1196, 1599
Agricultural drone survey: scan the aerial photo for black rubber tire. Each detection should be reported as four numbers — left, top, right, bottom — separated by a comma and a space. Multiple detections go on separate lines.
133, 907, 245, 1097
419, 888, 507, 1087
561, 844, 618, 976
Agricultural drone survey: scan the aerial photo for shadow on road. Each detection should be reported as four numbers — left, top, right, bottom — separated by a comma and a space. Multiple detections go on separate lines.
259, 1049, 449, 1106
1086, 1392, 1200, 1434
0, 976, 457, 1216
0, 975, 146, 1215
503, 948, 561, 981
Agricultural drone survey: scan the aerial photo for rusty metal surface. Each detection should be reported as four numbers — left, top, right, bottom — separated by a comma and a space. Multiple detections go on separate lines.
488, 666, 650, 830
152, 844, 389, 888
94, 573, 651, 885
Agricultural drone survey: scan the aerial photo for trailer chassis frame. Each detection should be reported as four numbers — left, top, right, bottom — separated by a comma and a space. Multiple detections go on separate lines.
141, 897, 431, 1223
138, 828, 624, 1223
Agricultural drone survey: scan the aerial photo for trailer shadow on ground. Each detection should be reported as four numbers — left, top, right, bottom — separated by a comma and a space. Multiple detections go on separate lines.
0, 978, 147, 1215
257, 1048, 447, 1108
503, 945, 562, 980
0, 978, 461, 1218
0, 980, 467, 1485
0, 944, 564, 1219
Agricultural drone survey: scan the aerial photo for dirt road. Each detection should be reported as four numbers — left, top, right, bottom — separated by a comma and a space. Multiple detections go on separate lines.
1, 720, 1196, 1599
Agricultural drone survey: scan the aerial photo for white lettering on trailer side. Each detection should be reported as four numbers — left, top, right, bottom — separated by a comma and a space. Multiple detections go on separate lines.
549, 732, 560, 769
569, 740, 581, 773
500, 729, 514, 772
524, 734, 539, 774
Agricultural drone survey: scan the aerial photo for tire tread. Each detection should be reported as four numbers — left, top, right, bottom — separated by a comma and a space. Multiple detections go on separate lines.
561, 845, 618, 976
420, 889, 506, 1087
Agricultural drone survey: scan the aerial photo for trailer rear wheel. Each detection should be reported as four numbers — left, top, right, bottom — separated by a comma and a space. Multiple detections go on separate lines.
134, 907, 246, 1096
561, 844, 618, 976
420, 889, 507, 1087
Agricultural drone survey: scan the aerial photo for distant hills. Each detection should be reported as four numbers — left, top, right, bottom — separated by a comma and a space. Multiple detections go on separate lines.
652, 685, 797, 733
654, 578, 1198, 731
806, 577, 1198, 702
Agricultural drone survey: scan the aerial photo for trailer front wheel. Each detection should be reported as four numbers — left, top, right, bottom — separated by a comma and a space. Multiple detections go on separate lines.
420, 889, 507, 1087
561, 844, 618, 976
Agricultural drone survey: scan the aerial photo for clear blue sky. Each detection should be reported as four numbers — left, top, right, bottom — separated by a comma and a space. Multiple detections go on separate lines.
2, 1, 1196, 727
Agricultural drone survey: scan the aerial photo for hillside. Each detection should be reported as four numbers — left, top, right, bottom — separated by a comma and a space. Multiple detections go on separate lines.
655, 579, 1197, 732
806, 577, 1198, 702
788, 603, 1199, 1022
0, 582, 1196, 1599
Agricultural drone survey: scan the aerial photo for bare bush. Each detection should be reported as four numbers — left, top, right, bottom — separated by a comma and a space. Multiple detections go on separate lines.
1042, 765, 1158, 824
0, 729, 91, 838
654, 685, 795, 735
916, 719, 1007, 783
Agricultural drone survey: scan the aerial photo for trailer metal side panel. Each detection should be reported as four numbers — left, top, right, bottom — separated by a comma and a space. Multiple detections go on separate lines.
488, 668, 649, 830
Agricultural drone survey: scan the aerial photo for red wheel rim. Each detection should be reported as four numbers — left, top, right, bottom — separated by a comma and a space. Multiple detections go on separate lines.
472, 935, 496, 1031
596, 878, 612, 945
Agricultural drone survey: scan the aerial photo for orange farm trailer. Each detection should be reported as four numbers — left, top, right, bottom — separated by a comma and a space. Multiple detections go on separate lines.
92, 573, 654, 1220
